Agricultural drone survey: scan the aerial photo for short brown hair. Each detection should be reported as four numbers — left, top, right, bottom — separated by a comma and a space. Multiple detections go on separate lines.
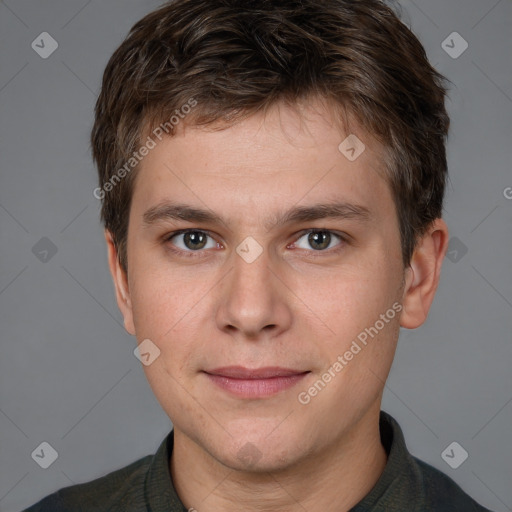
91, 0, 450, 272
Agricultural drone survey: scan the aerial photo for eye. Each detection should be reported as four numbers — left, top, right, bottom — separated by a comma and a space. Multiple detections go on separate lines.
293, 229, 344, 251
167, 230, 219, 251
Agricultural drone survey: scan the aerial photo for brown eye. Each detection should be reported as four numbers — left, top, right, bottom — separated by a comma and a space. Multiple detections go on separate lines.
167, 230, 217, 252
308, 231, 331, 250
294, 229, 342, 252
183, 231, 208, 250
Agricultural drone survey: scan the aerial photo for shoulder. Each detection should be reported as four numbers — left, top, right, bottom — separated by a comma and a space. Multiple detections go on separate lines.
413, 456, 494, 512
375, 411, 494, 512
22, 454, 153, 512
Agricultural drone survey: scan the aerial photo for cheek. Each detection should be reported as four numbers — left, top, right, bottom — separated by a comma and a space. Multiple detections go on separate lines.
130, 273, 205, 415
129, 262, 203, 338
128, 278, 200, 393
304, 267, 398, 338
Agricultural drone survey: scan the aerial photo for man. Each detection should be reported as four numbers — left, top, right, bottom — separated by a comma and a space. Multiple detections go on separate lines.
24, 0, 494, 510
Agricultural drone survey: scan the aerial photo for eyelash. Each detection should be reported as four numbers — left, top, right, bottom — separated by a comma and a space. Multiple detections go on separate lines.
163, 228, 349, 259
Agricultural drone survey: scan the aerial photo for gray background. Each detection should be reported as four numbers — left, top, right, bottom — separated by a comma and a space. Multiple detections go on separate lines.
0, 0, 511, 511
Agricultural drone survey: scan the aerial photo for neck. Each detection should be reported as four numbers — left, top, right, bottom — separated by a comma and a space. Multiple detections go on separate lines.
170, 402, 387, 512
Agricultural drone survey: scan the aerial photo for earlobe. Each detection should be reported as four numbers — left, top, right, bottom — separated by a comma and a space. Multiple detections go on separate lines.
104, 230, 136, 336
399, 219, 449, 329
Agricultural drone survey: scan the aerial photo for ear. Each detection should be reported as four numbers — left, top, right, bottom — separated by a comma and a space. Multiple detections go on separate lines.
400, 218, 449, 329
105, 230, 135, 336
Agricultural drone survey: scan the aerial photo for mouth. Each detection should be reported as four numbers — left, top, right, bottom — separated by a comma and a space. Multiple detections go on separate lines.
203, 366, 310, 398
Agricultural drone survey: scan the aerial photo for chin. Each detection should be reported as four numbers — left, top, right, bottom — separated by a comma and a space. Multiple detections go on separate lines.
209, 426, 308, 474
222, 442, 301, 474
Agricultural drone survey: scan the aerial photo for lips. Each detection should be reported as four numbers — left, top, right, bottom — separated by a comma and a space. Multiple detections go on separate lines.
206, 366, 307, 379
203, 366, 309, 398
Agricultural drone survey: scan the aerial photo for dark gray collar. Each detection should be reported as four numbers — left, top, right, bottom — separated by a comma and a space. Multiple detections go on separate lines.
143, 411, 473, 512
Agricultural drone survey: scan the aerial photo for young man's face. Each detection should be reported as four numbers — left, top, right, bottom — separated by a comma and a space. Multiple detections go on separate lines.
109, 98, 428, 472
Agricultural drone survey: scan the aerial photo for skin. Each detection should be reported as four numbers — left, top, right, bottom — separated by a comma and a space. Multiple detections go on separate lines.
105, 97, 449, 511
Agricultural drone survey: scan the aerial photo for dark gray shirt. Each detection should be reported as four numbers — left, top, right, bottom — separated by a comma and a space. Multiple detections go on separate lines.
23, 411, 493, 511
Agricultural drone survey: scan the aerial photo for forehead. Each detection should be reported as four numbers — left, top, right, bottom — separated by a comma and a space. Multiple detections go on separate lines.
131, 97, 393, 227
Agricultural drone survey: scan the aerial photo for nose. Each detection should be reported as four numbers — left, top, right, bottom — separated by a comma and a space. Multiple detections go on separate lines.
214, 245, 293, 340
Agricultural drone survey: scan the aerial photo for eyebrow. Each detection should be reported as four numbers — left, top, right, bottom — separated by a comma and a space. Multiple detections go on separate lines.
142, 200, 372, 231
